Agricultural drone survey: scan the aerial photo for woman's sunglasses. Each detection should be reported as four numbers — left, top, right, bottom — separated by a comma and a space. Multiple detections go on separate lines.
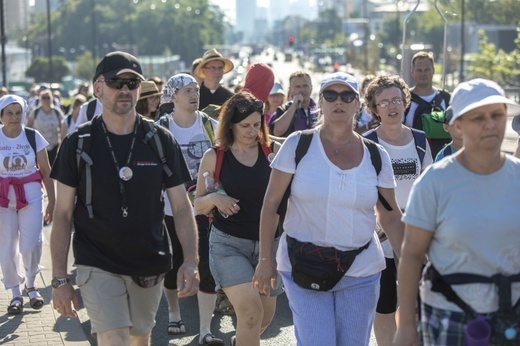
322, 90, 357, 103
235, 100, 264, 114
100, 79, 141, 90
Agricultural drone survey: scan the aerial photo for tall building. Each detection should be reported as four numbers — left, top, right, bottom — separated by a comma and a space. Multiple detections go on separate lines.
4, 0, 30, 38
235, 0, 256, 40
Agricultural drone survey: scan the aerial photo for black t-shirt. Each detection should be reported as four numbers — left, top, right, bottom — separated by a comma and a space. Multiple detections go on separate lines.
212, 145, 271, 240
198, 83, 233, 111
51, 115, 191, 276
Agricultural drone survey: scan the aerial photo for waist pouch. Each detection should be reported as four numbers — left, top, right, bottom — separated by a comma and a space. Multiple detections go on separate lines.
426, 264, 520, 345
286, 234, 370, 291
131, 273, 166, 288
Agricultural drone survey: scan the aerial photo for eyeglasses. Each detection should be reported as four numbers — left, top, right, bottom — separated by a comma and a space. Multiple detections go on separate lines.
322, 90, 357, 103
235, 100, 264, 114
376, 99, 403, 108
98, 79, 141, 90
203, 66, 224, 72
41, 96, 51, 100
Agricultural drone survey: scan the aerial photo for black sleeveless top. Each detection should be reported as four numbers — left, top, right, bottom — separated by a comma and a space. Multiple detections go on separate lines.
212, 144, 271, 240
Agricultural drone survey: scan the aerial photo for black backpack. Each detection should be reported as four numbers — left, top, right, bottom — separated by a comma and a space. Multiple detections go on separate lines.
25, 127, 38, 165
75, 115, 173, 219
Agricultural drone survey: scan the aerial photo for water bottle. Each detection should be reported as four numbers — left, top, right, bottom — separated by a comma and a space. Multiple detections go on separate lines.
203, 171, 229, 218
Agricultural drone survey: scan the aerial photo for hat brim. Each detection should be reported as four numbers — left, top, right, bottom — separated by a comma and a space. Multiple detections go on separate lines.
195, 58, 234, 78
139, 91, 162, 100
319, 80, 359, 95
449, 95, 520, 124
103, 68, 145, 81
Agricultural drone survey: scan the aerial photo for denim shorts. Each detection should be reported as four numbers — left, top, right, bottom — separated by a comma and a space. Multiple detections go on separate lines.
209, 226, 283, 296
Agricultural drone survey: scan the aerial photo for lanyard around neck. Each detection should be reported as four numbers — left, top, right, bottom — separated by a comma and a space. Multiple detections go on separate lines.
100, 117, 139, 217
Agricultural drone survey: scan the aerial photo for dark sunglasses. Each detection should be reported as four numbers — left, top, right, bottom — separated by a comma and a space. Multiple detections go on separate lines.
101, 79, 141, 90
41, 96, 51, 100
322, 90, 357, 103
236, 100, 264, 114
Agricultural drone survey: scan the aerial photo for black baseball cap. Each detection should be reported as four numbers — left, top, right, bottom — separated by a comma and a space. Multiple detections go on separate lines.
93, 51, 144, 82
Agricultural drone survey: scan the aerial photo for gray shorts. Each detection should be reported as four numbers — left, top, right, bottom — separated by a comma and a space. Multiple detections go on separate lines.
76, 265, 163, 336
209, 226, 283, 296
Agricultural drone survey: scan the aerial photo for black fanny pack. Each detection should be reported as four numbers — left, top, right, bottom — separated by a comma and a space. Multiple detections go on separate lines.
286, 234, 370, 291
131, 273, 166, 288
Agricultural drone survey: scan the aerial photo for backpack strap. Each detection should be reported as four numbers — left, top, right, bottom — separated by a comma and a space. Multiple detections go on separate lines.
141, 118, 173, 178
76, 122, 95, 219
86, 99, 97, 121
214, 147, 224, 182
24, 127, 38, 165
362, 137, 393, 211
201, 112, 216, 144
295, 129, 314, 166
410, 128, 427, 166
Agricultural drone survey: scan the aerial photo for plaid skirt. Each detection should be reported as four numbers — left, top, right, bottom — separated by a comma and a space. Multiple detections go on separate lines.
421, 303, 469, 346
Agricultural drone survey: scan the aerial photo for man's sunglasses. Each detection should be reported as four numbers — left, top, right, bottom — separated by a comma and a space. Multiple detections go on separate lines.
322, 90, 357, 103
99, 79, 141, 90
236, 100, 264, 114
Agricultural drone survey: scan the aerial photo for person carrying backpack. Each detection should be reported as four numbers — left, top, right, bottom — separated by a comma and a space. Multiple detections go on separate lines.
253, 72, 404, 346
194, 91, 282, 346
158, 73, 224, 345
50, 51, 199, 345
363, 74, 433, 346
0, 95, 55, 315
403, 51, 451, 158
26, 89, 64, 165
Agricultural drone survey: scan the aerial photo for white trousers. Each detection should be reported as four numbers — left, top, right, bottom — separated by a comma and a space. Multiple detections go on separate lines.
0, 200, 43, 290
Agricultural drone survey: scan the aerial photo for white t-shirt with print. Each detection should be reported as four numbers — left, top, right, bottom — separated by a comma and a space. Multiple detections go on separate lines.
162, 112, 218, 216
271, 129, 396, 278
0, 127, 48, 207
29, 108, 62, 149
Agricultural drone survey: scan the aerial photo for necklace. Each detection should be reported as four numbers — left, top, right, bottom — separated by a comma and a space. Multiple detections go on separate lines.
321, 133, 344, 155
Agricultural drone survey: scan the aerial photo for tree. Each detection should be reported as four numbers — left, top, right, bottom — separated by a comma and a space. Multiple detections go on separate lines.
26, 57, 70, 83
467, 31, 520, 86
75, 51, 97, 82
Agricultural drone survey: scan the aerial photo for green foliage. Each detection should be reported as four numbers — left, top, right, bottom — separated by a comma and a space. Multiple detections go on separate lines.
449, 0, 520, 26
21, 0, 225, 73
26, 57, 70, 83
75, 51, 97, 82
467, 31, 520, 86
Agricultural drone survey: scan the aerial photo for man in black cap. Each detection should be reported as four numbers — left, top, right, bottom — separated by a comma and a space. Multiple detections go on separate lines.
50, 51, 199, 345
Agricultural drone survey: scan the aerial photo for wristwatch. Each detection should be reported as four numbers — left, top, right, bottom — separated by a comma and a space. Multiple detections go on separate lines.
51, 277, 70, 289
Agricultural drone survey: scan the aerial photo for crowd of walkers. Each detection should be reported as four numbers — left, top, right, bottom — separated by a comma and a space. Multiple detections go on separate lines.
0, 48, 519, 346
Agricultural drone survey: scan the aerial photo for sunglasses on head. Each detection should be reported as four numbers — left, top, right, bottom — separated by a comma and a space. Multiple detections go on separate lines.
101, 79, 141, 90
235, 100, 264, 114
322, 90, 357, 103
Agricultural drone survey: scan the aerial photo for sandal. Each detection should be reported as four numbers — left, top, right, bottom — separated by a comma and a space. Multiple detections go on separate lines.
167, 320, 186, 335
7, 297, 24, 315
25, 287, 44, 310
199, 333, 224, 345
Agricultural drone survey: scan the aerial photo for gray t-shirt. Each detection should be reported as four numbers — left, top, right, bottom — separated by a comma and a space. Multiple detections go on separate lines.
403, 155, 520, 313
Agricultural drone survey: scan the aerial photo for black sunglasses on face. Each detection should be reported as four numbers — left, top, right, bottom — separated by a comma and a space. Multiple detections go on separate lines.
322, 90, 357, 103
235, 100, 264, 114
101, 79, 141, 90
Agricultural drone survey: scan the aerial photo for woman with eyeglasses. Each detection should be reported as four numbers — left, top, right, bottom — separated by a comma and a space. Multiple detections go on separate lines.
0, 95, 55, 315
135, 81, 162, 120
194, 91, 282, 346
252, 72, 404, 345
362, 74, 433, 346
26, 89, 64, 165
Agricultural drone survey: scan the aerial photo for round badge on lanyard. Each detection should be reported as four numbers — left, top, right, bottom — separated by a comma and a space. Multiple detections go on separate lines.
119, 166, 133, 181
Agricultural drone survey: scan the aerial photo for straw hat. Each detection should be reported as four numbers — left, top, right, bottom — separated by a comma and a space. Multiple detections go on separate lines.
195, 49, 234, 78
139, 81, 162, 100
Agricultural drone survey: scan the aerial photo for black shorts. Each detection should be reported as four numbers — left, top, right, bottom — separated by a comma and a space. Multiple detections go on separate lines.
376, 257, 398, 314
163, 214, 216, 293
